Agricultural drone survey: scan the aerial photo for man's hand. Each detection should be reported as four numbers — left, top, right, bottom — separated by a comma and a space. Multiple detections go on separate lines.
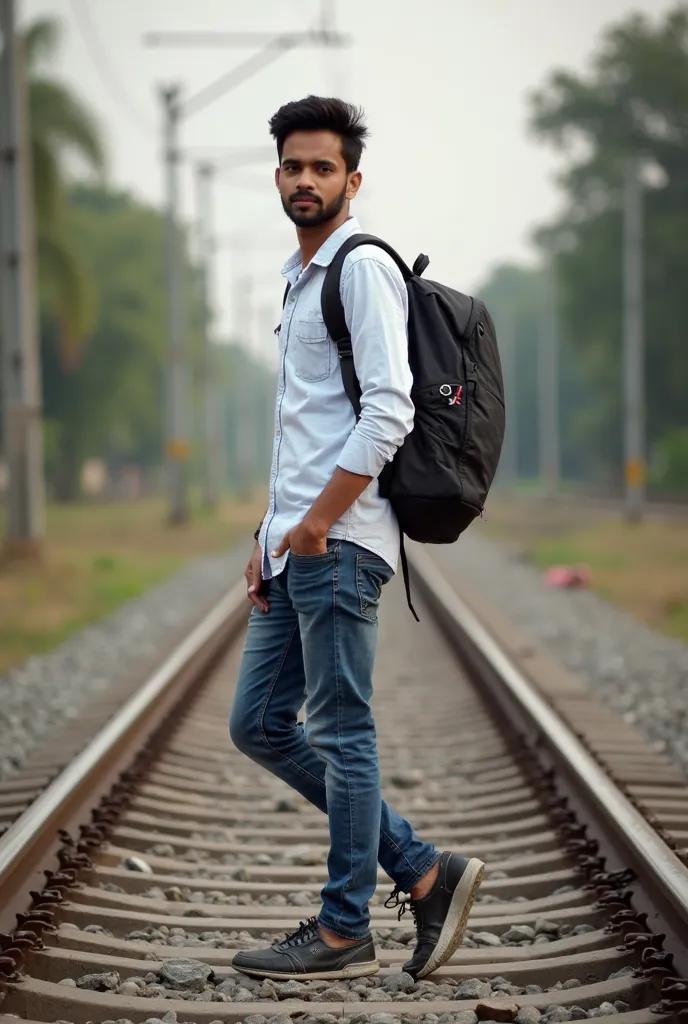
272, 518, 328, 559
245, 541, 268, 613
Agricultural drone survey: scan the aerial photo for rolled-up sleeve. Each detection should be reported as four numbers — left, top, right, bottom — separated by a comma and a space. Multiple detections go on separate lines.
335, 254, 414, 478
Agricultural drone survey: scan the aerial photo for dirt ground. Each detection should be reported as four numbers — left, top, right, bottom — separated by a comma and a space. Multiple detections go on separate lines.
0, 494, 264, 675
483, 495, 688, 643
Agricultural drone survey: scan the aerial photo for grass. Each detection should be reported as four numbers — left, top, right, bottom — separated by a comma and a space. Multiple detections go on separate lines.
483, 496, 688, 645
0, 494, 265, 676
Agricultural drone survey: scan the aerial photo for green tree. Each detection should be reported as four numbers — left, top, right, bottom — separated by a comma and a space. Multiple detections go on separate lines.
26, 16, 106, 369
42, 186, 167, 498
529, 5, 688, 490
43, 185, 277, 503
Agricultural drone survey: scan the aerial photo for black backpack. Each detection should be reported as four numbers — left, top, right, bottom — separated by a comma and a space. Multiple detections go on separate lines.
284, 233, 506, 617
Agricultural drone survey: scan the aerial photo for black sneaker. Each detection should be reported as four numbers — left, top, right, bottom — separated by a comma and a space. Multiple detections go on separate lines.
387, 852, 484, 979
232, 917, 379, 981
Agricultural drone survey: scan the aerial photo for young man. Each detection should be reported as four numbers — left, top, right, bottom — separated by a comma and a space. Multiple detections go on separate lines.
230, 96, 483, 982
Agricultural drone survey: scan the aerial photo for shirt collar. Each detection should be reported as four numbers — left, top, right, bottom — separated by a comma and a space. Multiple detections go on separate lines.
281, 216, 362, 281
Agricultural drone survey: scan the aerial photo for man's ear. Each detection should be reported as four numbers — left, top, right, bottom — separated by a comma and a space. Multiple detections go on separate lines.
275, 167, 281, 189
346, 170, 362, 201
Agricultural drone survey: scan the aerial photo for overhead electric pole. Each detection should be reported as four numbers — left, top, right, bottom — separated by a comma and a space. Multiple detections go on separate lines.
501, 317, 518, 488
160, 85, 190, 524
538, 255, 560, 498
148, 7, 350, 524
233, 271, 254, 502
195, 162, 222, 510
622, 157, 645, 522
0, 0, 46, 557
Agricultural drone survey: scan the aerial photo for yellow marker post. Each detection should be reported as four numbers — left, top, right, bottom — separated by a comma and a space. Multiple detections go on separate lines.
625, 458, 645, 488
167, 439, 191, 462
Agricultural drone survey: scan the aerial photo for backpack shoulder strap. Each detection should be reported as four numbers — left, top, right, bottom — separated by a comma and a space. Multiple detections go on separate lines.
322, 234, 412, 420
322, 235, 421, 623
321, 233, 412, 346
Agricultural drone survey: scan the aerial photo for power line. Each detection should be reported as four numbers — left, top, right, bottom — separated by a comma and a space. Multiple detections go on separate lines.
182, 36, 304, 119
69, 0, 155, 137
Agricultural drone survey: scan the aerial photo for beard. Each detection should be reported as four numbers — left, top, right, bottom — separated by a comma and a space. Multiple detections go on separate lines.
281, 185, 348, 228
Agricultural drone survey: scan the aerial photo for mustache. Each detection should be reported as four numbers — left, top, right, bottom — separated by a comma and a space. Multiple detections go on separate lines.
290, 192, 321, 204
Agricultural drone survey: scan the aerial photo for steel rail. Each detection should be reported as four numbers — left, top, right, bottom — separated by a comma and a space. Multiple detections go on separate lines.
0, 580, 248, 916
407, 545, 688, 938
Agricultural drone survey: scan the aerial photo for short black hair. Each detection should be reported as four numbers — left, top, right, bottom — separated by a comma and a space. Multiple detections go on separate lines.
269, 96, 369, 172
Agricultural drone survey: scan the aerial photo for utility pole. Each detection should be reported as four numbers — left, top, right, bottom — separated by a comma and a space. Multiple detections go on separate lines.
195, 163, 222, 510
622, 157, 645, 522
538, 255, 560, 498
258, 302, 278, 469
147, 11, 350, 524
320, 0, 344, 95
0, 0, 46, 557
500, 317, 518, 488
233, 271, 254, 501
160, 85, 190, 524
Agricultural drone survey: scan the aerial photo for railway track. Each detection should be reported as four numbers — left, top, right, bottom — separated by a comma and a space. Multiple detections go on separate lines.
0, 547, 687, 1024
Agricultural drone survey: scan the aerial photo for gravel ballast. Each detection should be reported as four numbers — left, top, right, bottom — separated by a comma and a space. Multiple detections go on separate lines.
428, 530, 688, 778
68, 960, 635, 1013
0, 542, 248, 782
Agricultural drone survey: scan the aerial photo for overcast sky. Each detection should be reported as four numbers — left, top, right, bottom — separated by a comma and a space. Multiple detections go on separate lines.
23, 0, 674, 364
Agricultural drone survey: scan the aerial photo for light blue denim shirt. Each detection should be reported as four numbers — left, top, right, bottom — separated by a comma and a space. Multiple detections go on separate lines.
259, 217, 414, 579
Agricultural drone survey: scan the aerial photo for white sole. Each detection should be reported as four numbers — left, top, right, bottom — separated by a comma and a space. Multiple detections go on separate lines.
416, 857, 485, 979
233, 959, 380, 981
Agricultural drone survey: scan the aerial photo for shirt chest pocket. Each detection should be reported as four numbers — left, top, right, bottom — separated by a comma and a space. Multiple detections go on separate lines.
291, 317, 332, 383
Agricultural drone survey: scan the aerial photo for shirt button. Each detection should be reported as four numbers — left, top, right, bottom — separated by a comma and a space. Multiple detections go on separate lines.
289, 296, 295, 303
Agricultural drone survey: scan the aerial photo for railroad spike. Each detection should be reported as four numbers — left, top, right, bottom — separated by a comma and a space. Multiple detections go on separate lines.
44, 869, 73, 884
9, 934, 40, 952
596, 895, 634, 913
592, 868, 636, 888
662, 978, 688, 996
92, 807, 119, 822
567, 839, 600, 856
561, 822, 587, 838
611, 909, 649, 927
16, 910, 53, 926
642, 950, 674, 970
30, 888, 62, 905
578, 855, 606, 873
0, 948, 24, 969
621, 932, 664, 952
7, 930, 39, 944
0, 957, 19, 979
14, 916, 55, 937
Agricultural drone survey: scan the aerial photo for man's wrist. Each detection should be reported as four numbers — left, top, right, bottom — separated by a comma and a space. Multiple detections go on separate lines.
301, 511, 329, 539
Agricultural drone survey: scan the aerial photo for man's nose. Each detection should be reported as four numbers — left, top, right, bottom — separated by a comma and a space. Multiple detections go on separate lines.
295, 172, 316, 192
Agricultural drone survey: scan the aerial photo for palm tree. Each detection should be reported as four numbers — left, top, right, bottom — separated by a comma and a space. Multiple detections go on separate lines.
25, 16, 106, 369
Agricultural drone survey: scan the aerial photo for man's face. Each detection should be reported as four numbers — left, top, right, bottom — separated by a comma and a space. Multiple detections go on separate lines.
276, 130, 361, 228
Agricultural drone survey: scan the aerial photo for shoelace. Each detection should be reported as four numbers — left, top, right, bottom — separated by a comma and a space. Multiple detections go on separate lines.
280, 916, 320, 948
384, 885, 417, 924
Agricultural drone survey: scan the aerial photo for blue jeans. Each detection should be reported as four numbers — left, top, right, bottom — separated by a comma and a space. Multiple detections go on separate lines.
230, 540, 438, 939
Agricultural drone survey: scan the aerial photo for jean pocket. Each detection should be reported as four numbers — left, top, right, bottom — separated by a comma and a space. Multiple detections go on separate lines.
290, 547, 336, 563
292, 318, 331, 383
356, 553, 393, 622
